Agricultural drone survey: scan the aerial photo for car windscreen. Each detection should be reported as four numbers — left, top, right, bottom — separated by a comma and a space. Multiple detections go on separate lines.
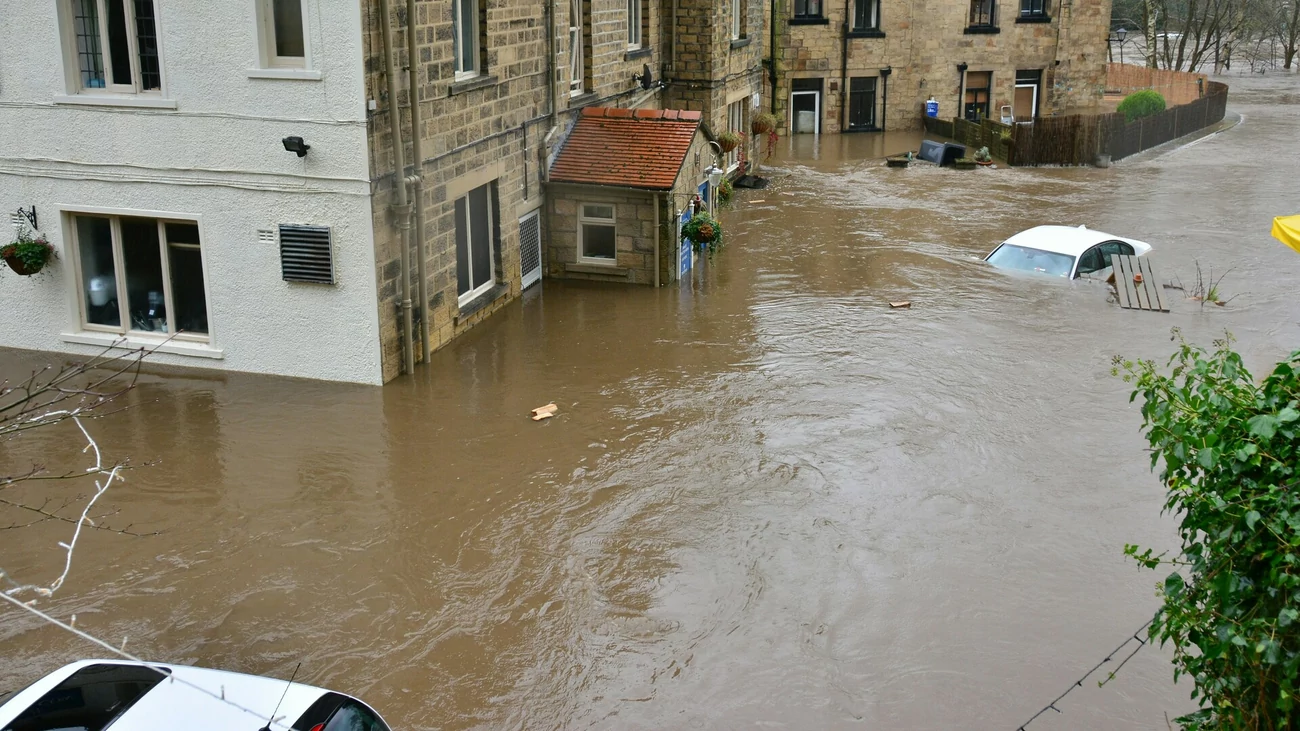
5, 664, 170, 731
985, 244, 1075, 278
292, 693, 391, 731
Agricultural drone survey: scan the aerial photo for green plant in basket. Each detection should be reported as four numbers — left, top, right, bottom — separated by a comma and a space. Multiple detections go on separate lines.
2, 226, 56, 276
682, 211, 723, 255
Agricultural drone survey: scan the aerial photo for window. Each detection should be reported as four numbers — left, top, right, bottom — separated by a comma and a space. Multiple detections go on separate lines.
569, 0, 584, 95
848, 77, 877, 130
1075, 246, 1106, 276
793, 0, 822, 18
578, 204, 616, 262
71, 214, 210, 340
1020, 0, 1048, 17
969, 0, 997, 27
67, 0, 161, 94
726, 100, 745, 170
453, 0, 480, 79
731, 0, 743, 39
257, 0, 306, 69
852, 0, 880, 31
455, 183, 498, 306
963, 70, 992, 121
628, 0, 642, 48
6, 663, 170, 731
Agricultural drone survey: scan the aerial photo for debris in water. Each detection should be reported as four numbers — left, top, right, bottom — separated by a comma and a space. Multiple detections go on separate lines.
889, 301, 912, 309
531, 404, 558, 421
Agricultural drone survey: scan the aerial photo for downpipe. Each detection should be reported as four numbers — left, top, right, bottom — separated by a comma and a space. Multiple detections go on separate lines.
380, 0, 414, 375
406, 0, 431, 365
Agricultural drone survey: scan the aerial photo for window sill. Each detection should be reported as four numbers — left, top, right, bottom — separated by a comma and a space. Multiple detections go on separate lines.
625, 47, 653, 60
730, 37, 752, 49
246, 68, 323, 81
964, 25, 1001, 34
847, 29, 886, 38
60, 332, 224, 360
449, 74, 498, 96
566, 262, 629, 277
790, 17, 830, 25
455, 282, 509, 322
1015, 14, 1052, 23
845, 126, 882, 133
568, 91, 600, 108
52, 94, 177, 110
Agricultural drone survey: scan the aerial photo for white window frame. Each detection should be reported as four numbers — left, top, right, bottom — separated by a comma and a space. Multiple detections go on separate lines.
628, 0, 642, 49
64, 207, 213, 345
60, 0, 164, 97
577, 203, 617, 264
726, 100, 744, 171
457, 184, 497, 307
453, 0, 481, 80
732, 0, 743, 40
255, 0, 309, 71
569, 0, 585, 95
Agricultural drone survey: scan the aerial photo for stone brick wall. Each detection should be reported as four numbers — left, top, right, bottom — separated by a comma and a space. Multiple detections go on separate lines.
664, 0, 767, 166
547, 186, 659, 284
769, 0, 1111, 134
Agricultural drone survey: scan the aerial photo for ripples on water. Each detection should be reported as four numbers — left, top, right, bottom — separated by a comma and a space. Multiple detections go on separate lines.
2, 72, 1299, 730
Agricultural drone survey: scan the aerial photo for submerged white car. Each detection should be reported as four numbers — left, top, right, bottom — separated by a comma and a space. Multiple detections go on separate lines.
0, 659, 391, 731
984, 225, 1152, 279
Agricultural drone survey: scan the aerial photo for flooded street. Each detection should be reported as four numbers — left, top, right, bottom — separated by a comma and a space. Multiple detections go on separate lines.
3, 71, 1299, 729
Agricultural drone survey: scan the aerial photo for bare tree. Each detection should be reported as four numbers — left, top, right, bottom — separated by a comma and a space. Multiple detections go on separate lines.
1, 344, 153, 602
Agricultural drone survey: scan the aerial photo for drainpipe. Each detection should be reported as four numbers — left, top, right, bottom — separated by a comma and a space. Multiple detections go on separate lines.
547, 0, 558, 120
956, 62, 968, 122
840, 0, 850, 132
654, 192, 662, 288
769, 0, 778, 114
406, 0, 430, 365
380, 0, 414, 375
670, 0, 678, 74
879, 65, 891, 131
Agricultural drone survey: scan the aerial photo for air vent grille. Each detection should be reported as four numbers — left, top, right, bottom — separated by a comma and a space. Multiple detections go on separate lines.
278, 224, 335, 284
519, 212, 542, 289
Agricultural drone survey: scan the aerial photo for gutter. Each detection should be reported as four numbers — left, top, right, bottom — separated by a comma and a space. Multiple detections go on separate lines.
840, 0, 850, 132
406, 0, 431, 365
379, 0, 414, 375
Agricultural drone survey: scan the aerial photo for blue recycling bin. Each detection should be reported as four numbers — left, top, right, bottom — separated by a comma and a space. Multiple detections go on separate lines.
925, 99, 939, 118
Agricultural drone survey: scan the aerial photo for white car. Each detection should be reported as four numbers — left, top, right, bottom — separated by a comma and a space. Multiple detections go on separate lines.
984, 225, 1152, 279
0, 659, 392, 731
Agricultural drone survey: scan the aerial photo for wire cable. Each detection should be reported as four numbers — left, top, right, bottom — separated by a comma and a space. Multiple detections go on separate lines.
1014, 616, 1155, 730
0, 591, 290, 729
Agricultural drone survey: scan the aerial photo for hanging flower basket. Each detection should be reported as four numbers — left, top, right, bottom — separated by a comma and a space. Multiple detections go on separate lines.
716, 131, 742, 154
751, 112, 777, 136
682, 211, 723, 255
2, 227, 55, 276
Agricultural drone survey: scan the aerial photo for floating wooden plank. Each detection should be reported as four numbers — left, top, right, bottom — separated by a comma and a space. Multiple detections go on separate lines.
889, 301, 912, 309
531, 403, 557, 416
1112, 255, 1169, 312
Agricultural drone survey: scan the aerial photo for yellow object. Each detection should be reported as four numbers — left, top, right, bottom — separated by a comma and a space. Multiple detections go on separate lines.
1273, 216, 1300, 254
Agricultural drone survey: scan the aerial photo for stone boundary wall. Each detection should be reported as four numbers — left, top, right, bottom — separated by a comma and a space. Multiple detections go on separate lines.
1106, 63, 1207, 106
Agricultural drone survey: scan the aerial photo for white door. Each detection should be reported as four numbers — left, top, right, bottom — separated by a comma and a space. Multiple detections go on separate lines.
790, 91, 820, 134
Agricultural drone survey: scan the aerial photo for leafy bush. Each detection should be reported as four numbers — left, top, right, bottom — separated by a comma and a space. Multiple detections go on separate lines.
718, 177, 734, 203
1115, 332, 1300, 729
1117, 90, 1167, 122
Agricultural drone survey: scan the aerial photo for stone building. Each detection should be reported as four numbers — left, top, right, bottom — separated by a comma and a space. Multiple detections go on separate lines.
364, 0, 770, 382
769, 0, 1111, 135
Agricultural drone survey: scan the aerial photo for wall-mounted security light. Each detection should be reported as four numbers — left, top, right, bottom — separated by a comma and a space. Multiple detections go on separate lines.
282, 136, 311, 158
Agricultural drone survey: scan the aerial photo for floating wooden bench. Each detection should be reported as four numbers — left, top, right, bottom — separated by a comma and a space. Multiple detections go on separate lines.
1112, 255, 1169, 312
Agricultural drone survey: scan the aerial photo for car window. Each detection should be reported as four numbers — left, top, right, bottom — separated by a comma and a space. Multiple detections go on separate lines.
5, 664, 169, 731
320, 700, 391, 731
985, 244, 1074, 277
1098, 240, 1135, 263
1075, 246, 1107, 276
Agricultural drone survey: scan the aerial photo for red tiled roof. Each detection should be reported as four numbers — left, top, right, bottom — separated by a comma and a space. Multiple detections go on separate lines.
549, 107, 704, 191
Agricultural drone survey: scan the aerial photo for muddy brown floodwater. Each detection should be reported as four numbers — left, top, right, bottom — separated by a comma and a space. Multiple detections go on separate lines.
3, 71, 1300, 730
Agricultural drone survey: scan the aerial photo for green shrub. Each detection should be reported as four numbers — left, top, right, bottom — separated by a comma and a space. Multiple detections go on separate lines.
1117, 89, 1167, 122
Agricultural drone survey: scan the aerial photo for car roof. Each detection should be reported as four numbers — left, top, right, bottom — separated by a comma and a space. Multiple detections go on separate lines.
0, 659, 335, 731
999, 225, 1151, 258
